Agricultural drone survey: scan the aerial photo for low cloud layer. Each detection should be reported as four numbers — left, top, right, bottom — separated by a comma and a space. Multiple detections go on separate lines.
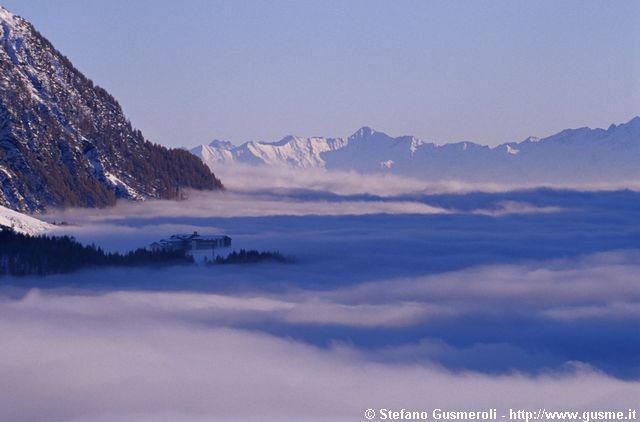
45, 190, 449, 222
212, 164, 640, 196
6, 185, 638, 421
1, 285, 638, 422
9, 250, 640, 327
3, 249, 639, 379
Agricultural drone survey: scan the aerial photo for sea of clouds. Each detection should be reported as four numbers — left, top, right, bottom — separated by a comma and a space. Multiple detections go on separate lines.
1, 280, 638, 422
1, 171, 638, 421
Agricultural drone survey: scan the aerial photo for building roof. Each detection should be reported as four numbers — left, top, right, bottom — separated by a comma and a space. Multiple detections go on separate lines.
167, 231, 229, 242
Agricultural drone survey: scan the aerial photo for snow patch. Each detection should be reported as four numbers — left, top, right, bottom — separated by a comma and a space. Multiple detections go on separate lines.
380, 160, 394, 169
0, 166, 12, 179
506, 145, 519, 155
104, 172, 144, 200
0, 204, 52, 235
409, 137, 424, 155
0, 6, 18, 28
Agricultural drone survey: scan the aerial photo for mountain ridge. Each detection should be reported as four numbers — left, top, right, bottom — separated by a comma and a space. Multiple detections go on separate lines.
192, 117, 640, 184
0, 5, 223, 212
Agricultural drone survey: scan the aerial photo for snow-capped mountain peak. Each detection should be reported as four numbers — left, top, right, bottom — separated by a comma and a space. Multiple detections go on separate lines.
268, 135, 300, 147
0, 6, 21, 29
349, 126, 377, 140
192, 116, 640, 184
0, 6, 17, 24
208, 139, 235, 149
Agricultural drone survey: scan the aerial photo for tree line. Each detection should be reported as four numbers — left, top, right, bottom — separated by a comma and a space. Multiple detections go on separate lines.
213, 249, 290, 265
0, 226, 193, 276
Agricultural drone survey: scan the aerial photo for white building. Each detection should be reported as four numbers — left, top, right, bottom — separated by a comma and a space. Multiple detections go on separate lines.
150, 231, 232, 262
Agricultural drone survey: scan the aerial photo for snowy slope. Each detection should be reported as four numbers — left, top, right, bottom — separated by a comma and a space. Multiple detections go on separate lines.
193, 136, 348, 168
192, 117, 640, 184
0, 205, 52, 235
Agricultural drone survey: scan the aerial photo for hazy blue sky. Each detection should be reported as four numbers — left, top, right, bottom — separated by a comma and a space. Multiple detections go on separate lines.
3, 0, 639, 147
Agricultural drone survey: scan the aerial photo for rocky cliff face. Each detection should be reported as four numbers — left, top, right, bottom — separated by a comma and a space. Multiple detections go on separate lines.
0, 6, 222, 212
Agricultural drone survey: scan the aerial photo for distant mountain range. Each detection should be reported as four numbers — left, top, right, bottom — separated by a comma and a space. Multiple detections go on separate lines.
193, 117, 640, 184
0, 6, 222, 212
